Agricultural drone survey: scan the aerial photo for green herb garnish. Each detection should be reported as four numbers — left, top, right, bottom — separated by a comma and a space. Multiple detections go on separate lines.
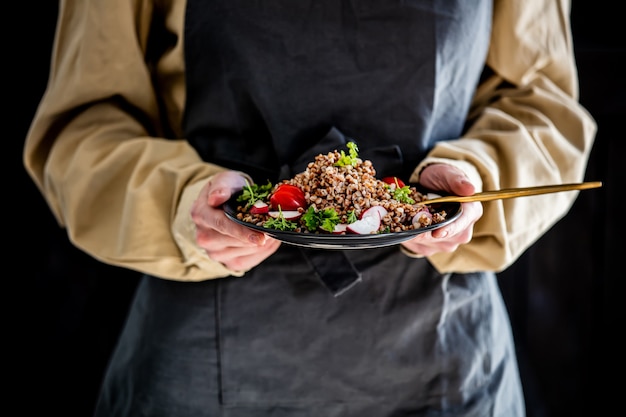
346, 210, 358, 224
334, 141, 359, 167
391, 184, 415, 204
302, 206, 341, 232
237, 179, 273, 209
263, 207, 298, 231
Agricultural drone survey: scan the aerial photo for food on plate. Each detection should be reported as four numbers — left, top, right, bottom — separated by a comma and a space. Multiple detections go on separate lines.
233, 142, 449, 234
269, 184, 307, 211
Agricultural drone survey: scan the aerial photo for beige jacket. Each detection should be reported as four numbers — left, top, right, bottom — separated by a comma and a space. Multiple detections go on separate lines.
24, 0, 597, 281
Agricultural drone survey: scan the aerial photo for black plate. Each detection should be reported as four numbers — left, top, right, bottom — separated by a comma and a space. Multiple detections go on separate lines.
223, 192, 463, 250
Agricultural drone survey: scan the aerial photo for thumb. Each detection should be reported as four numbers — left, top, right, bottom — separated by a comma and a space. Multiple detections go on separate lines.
449, 173, 475, 197
207, 171, 249, 207
420, 164, 475, 196
207, 186, 231, 207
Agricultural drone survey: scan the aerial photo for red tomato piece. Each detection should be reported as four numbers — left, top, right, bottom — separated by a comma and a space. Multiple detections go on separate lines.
381, 176, 406, 188
269, 184, 307, 211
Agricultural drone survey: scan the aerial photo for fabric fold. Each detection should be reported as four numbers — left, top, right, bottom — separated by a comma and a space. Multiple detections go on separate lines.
299, 248, 362, 296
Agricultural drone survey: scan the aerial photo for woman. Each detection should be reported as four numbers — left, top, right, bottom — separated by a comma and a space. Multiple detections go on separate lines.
24, 0, 596, 415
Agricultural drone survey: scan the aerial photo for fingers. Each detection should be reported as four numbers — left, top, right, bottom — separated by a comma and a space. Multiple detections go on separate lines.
189, 171, 281, 271
193, 204, 281, 271
191, 171, 263, 245
430, 200, 482, 239
203, 237, 282, 271
192, 204, 267, 246
401, 200, 483, 256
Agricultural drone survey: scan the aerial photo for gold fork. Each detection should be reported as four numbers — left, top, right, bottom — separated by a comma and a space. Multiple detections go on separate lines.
419, 181, 603, 205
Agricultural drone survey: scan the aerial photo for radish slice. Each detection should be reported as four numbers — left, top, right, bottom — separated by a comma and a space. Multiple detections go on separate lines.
361, 205, 388, 220
249, 200, 269, 214
268, 210, 302, 220
412, 211, 433, 228
331, 223, 348, 234
347, 214, 380, 234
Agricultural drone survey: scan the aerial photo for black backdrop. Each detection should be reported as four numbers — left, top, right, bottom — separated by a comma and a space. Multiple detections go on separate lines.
11, 2, 624, 416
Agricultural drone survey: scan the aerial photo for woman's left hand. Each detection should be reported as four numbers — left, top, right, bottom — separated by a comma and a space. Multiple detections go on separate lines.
401, 163, 483, 257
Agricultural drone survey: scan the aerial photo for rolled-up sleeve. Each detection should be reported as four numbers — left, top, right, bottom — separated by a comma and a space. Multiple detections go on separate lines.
23, 0, 239, 281
412, 0, 597, 273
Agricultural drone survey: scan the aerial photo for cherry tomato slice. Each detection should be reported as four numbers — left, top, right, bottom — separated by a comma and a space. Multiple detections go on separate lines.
382, 176, 406, 188
269, 184, 307, 211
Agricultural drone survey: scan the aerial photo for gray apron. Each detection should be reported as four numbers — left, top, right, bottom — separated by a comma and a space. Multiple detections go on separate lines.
94, 1, 525, 416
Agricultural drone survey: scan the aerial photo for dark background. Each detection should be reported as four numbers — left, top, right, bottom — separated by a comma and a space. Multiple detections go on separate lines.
11, 2, 624, 416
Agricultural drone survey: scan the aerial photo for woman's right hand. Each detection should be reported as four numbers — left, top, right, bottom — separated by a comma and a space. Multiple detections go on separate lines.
190, 171, 282, 272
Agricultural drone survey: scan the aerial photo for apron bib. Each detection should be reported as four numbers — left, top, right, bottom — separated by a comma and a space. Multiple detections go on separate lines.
95, 1, 525, 416
183, 0, 490, 183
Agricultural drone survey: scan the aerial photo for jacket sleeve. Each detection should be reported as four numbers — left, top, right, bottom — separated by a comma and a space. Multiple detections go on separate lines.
410, 0, 597, 273
23, 0, 242, 281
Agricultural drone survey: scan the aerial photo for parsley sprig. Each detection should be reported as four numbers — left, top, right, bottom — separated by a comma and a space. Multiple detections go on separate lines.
236, 179, 273, 210
263, 207, 299, 231
334, 142, 359, 167
346, 210, 357, 224
302, 206, 341, 232
391, 184, 415, 204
